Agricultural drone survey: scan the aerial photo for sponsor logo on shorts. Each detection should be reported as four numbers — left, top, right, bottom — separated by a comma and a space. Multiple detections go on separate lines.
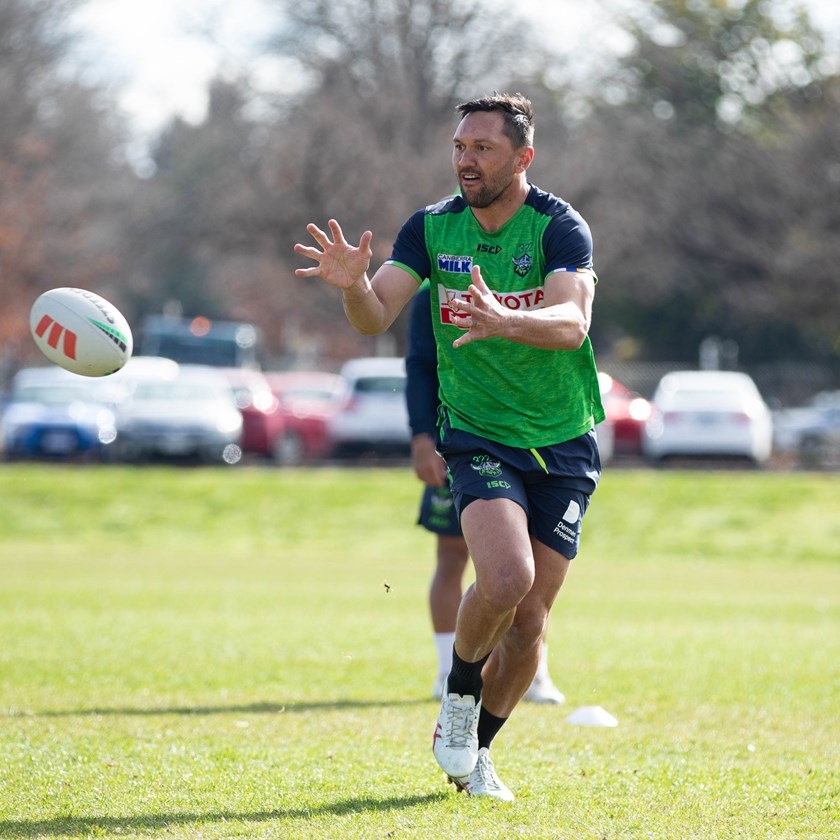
553, 500, 581, 544
430, 493, 454, 515
562, 500, 581, 523
553, 521, 577, 544
470, 455, 502, 478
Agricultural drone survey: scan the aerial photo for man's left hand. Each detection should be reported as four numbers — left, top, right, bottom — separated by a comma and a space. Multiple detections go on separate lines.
450, 266, 508, 348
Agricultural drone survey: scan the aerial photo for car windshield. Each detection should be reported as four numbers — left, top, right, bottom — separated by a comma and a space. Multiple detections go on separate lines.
669, 389, 749, 409
14, 384, 100, 405
283, 386, 338, 400
354, 376, 406, 395
131, 381, 227, 402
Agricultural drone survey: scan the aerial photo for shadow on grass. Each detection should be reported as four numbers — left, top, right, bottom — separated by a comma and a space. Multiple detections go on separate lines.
0, 793, 447, 838
15, 698, 430, 718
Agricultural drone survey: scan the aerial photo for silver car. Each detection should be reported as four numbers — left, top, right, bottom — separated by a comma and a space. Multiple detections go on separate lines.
113, 362, 243, 464
328, 357, 410, 457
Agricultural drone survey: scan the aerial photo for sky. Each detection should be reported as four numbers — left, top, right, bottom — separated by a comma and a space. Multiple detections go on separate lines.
71, 0, 840, 142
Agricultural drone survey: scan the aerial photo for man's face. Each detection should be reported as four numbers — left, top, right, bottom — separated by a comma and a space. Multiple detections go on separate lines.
452, 111, 522, 209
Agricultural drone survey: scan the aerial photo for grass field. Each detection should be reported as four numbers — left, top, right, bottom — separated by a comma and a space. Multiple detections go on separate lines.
0, 464, 838, 839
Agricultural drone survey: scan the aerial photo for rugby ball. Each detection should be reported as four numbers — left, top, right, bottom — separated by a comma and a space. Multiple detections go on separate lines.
29, 287, 133, 377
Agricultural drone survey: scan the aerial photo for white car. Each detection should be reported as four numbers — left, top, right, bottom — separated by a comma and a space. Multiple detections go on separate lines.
328, 357, 410, 457
643, 370, 773, 464
113, 362, 243, 464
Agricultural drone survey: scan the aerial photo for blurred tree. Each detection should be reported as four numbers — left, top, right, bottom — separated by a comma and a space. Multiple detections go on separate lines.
129, 79, 264, 319
262, 0, 538, 360
135, 0, 540, 365
0, 0, 137, 373
575, 0, 840, 364
104, 0, 840, 374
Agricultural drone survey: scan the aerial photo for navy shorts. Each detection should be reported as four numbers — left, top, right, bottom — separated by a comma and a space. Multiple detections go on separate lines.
417, 483, 463, 537
436, 418, 601, 560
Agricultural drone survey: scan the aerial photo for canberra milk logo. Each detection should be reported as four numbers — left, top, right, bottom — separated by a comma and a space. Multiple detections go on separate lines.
437, 254, 474, 274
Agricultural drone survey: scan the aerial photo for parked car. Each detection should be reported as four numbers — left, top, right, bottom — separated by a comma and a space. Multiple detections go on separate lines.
113, 362, 243, 464
265, 370, 344, 464
328, 357, 411, 457
642, 370, 773, 464
218, 367, 286, 461
0, 366, 122, 461
598, 372, 652, 456
792, 390, 840, 468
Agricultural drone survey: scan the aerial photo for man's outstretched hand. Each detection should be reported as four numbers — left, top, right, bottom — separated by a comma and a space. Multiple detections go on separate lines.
294, 219, 373, 291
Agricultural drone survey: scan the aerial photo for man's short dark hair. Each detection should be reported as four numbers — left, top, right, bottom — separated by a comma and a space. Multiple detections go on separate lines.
456, 93, 535, 149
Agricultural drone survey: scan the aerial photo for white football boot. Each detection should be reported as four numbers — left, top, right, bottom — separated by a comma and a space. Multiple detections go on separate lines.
432, 683, 480, 779
448, 747, 515, 802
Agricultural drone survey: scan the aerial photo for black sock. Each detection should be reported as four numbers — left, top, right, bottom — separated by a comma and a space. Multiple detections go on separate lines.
446, 647, 490, 699
477, 708, 508, 751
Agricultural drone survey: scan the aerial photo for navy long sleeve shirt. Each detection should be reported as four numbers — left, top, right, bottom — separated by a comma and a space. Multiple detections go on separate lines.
405, 283, 440, 439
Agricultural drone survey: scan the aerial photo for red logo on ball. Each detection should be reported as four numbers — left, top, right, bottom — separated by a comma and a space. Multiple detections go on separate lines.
35, 315, 77, 360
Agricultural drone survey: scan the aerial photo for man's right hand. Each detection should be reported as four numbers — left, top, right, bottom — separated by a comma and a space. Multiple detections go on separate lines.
294, 219, 373, 292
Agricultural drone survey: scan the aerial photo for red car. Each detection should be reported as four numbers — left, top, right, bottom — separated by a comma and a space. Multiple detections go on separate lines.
598, 372, 652, 456
218, 368, 286, 461
265, 371, 344, 464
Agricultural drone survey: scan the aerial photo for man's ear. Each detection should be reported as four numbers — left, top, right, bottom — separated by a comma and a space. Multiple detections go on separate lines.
517, 146, 535, 173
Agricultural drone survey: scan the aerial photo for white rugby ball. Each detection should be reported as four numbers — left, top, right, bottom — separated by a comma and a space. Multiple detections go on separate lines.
30, 287, 133, 377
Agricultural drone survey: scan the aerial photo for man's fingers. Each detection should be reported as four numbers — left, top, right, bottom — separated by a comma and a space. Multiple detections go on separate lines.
470, 265, 488, 290
359, 230, 374, 253
305, 223, 330, 246
327, 219, 346, 246
294, 244, 322, 259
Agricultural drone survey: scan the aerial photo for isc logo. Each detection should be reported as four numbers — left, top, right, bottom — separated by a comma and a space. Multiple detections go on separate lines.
34, 315, 78, 360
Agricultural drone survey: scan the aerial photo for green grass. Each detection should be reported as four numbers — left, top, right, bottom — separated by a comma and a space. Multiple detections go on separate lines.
0, 465, 838, 839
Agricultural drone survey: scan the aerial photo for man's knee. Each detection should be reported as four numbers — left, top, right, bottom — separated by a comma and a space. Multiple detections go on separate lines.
474, 557, 535, 612
507, 606, 549, 651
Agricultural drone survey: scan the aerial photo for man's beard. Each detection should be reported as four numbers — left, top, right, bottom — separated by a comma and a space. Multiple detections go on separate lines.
459, 160, 518, 209
462, 180, 511, 209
